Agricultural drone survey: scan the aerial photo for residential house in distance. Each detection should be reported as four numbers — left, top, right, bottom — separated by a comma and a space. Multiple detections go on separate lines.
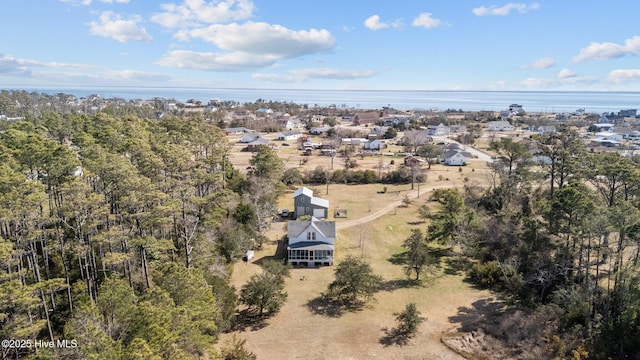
353, 111, 384, 126
287, 217, 335, 267
341, 138, 368, 146
592, 123, 615, 132
598, 114, 611, 124
245, 138, 270, 152
240, 131, 262, 143
487, 121, 515, 131
278, 117, 302, 131
442, 149, 472, 166
256, 107, 274, 116
592, 132, 623, 144
341, 114, 355, 123
223, 127, 249, 135
403, 155, 426, 167
509, 104, 525, 115
368, 127, 387, 139
309, 126, 331, 136
363, 139, 385, 150
627, 130, 640, 142
293, 187, 329, 219
427, 123, 451, 136
383, 116, 411, 127
277, 130, 303, 141
619, 109, 637, 118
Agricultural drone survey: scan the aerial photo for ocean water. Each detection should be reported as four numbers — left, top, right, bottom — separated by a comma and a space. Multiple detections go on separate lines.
20, 87, 640, 114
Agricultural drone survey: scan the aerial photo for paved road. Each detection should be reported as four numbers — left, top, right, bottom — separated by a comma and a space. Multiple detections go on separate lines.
336, 183, 456, 230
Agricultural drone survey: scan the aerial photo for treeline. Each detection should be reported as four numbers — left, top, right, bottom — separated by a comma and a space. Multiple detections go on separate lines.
282, 164, 427, 186
416, 126, 640, 359
0, 111, 282, 358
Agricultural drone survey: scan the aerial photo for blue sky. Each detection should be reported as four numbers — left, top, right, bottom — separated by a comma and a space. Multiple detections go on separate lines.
2, 0, 640, 91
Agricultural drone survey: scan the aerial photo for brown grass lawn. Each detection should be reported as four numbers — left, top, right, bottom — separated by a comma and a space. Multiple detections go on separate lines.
219, 134, 496, 359
221, 182, 493, 359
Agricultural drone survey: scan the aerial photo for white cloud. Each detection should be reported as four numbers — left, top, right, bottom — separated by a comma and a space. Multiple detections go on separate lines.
156, 50, 279, 71
573, 36, 640, 63
523, 57, 555, 69
520, 72, 597, 89
104, 69, 170, 82
606, 69, 640, 84
364, 15, 388, 31
151, 0, 254, 28
182, 21, 334, 58
557, 68, 576, 79
291, 68, 377, 80
0, 54, 170, 86
473, 2, 540, 16
0, 54, 95, 75
253, 67, 377, 83
89, 12, 152, 42
412, 13, 442, 29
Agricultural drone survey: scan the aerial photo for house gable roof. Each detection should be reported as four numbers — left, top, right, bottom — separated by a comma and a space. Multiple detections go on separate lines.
444, 149, 472, 159
287, 219, 336, 239
293, 187, 329, 208
294, 187, 314, 198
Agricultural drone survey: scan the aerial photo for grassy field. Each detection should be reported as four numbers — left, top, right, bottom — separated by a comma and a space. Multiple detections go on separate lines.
220, 132, 495, 359
222, 186, 493, 360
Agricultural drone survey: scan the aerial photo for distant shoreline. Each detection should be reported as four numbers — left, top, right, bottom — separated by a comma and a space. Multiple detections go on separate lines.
3, 88, 640, 113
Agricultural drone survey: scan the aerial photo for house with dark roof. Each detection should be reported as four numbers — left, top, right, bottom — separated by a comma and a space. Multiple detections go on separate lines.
240, 131, 262, 143
293, 187, 329, 219
353, 111, 384, 125
287, 217, 335, 266
245, 137, 270, 152
442, 149, 471, 166
223, 127, 249, 135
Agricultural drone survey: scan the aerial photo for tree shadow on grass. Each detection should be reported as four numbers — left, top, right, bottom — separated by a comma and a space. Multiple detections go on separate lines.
253, 239, 288, 264
305, 295, 365, 318
448, 297, 506, 333
444, 256, 473, 276
406, 220, 425, 226
232, 309, 270, 332
380, 278, 421, 292
379, 326, 414, 347
387, 252, 406, 265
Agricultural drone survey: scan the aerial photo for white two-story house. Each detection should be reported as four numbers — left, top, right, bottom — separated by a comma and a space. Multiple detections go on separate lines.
287, 218, 335, 267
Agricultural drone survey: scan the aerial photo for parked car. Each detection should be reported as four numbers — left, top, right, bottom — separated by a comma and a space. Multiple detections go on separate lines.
281, 209, 290, 217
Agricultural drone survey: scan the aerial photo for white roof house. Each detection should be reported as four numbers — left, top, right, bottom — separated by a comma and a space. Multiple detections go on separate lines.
488, 121, 515, 131
427, 123, 450, 136
442, 150, 472, 166
363, 139, 385, 150
287, 218, 335, 266
277, 130, 302, 141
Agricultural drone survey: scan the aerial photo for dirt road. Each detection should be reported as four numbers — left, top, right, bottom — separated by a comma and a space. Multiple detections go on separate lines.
336, 183, 456, 230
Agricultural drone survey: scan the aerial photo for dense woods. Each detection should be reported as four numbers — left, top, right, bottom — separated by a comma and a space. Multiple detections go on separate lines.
0, 106, 273, 359
448, 125, 640, 359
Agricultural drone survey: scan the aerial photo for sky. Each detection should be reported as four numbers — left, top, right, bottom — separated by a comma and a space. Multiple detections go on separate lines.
2, 0, 640, 91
